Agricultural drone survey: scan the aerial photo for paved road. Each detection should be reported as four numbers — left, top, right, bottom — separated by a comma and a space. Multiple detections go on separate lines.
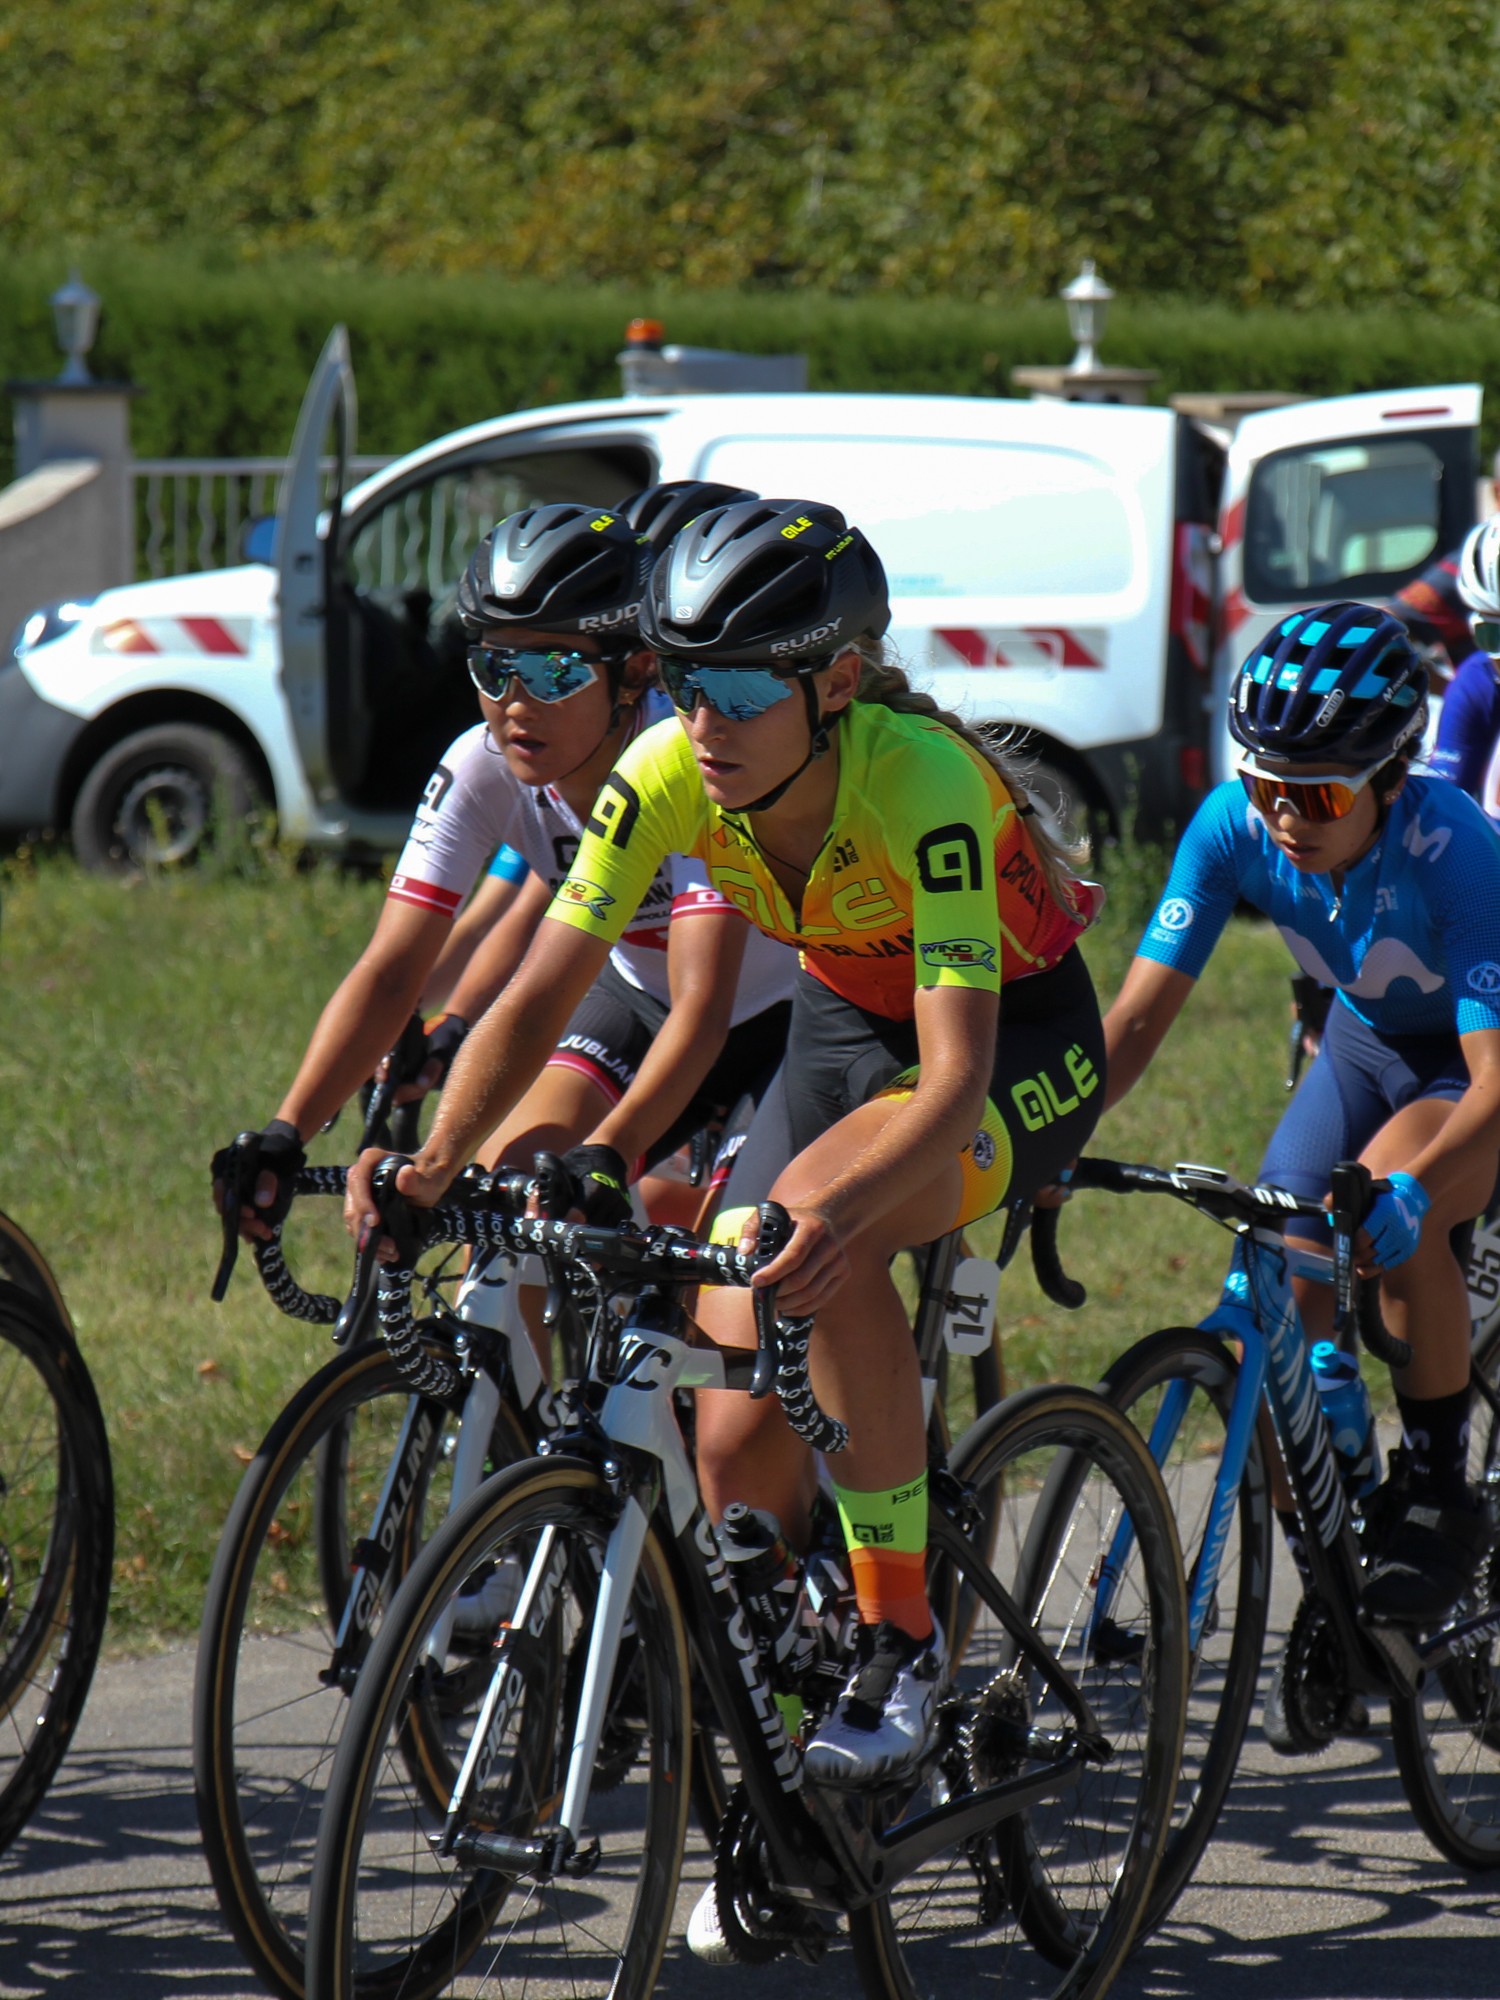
2, 1594, 1498, 2000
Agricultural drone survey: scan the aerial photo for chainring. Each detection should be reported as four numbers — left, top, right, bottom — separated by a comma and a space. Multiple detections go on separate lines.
710, 1786, 825, 1965
1276, 1593, 1355, 1753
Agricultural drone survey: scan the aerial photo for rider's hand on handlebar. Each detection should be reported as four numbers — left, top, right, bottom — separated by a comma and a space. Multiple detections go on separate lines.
212, 1120, 306, 1244
746, 1201, 849, 1317
1324, 1169, 1430, 1275
342, 1144, 456, 1256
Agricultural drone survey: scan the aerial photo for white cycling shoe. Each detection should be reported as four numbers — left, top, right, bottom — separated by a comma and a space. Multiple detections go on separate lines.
803, 1617, 946, 1789
686, 1884, 738, 1965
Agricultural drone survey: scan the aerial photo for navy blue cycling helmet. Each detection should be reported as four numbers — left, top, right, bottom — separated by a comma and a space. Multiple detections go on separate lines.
1228, 602, 1428, 768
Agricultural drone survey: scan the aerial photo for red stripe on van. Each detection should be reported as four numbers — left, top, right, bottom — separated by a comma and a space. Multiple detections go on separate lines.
181, 616, 248, 656
1220, 587, 1251, 638
933, 628, 988, 666
1382, 407, 1451, 421
1219, 497, 1245, 552
101, 620, 160, 654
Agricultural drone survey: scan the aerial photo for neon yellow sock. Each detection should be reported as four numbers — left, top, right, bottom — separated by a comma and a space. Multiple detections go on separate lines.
830, 1471, 932, 1641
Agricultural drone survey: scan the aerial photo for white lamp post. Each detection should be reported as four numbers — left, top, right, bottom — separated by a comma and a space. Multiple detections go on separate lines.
1062, 260, 1113, 375
51, 271, 101, 386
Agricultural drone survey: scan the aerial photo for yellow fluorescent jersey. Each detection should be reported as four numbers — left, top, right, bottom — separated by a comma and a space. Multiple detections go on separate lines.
548, 706, 1097, 1022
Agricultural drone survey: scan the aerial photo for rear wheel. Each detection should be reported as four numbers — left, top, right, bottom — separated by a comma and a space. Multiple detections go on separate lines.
850, 1384, 1187, 2000
305, 1456, 690, 2000
1098, 1327, 1271, 1928
1388, 1321, 1500, 1868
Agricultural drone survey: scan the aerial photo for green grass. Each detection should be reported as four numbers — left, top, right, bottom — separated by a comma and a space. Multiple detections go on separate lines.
1, 841, 1300, 1649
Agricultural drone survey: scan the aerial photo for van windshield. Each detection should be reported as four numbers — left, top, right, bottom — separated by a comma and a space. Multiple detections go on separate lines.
699, 436, 1137, 597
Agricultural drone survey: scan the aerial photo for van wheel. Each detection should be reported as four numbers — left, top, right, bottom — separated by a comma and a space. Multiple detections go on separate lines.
70, 725, 261, 874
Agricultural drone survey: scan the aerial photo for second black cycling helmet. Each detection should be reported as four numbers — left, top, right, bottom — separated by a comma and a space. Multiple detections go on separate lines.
614, 479, 758, 549
457, 502, 653, 644
639, 498, 891, 663
1228, 601, 1428, 768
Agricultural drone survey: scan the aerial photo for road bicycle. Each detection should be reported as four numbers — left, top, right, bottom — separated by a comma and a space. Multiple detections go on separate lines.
195, 1141, 1005, 2000
0, 1223, 113, 1856
302, 1165, 1188, 2000
1031, 1153, 1500, 1933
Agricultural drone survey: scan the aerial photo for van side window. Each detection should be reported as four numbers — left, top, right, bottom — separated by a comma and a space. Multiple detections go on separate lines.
1244, 436, 1448, 602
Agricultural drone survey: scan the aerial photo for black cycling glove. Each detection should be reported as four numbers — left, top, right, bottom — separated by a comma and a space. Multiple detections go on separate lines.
558, 1143, 633, 1228
422, 1012, 469, 1087
211, 1119, 307, 1231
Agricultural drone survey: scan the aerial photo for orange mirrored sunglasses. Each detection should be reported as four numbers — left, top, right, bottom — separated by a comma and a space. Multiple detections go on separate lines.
1237, 760, 1381, 824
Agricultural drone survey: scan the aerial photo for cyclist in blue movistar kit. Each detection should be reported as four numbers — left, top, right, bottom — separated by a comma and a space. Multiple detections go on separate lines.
1427, 516, 1500, 832
1098, 602, 1500, 1638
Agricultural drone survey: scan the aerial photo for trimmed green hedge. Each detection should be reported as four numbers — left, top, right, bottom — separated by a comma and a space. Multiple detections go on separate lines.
4, 245, 1500, 490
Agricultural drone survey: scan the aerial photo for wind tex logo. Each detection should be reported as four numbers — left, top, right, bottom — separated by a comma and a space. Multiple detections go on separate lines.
920, 937, 997, 972
555, 877, 616, 922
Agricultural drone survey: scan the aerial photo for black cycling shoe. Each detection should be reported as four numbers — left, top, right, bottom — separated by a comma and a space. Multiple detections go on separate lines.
1360, 1493, 1493, 1627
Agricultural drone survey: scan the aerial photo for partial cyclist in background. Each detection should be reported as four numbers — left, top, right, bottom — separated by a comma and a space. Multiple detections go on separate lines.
215, 485, 793, 1255
1391, 454, 1500, 690
1098, 603, 1500, 1638
347, 497, 1107, 1817
1427, 515, 1500, 833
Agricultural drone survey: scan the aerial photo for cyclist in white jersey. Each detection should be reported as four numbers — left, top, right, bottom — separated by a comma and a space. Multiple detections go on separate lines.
216, 486, 794, 1242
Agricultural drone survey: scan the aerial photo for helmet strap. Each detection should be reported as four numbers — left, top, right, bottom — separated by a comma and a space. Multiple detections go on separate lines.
743, 672, 838, 813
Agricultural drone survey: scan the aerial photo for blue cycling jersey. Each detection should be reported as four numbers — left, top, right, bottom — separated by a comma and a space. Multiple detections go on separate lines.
1138, 775, 1500, 1038
1428, 650, 1500, 831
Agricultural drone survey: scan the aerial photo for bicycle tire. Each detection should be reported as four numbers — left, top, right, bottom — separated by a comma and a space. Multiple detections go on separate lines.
0, 1282, 113, 1854
849, 1384, 1188, 2000
1388, 1321, 1500, 1868
192, 1339, 529, 2000
0, 1210, 74, 1335
1097, 1327, 1272, 1928
305, 1455, 691, 2000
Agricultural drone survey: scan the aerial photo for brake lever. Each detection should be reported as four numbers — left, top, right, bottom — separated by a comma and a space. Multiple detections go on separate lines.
211, 1129, 263, 1302
750, 1200, 795, 1400
333, 1153, 423, 1346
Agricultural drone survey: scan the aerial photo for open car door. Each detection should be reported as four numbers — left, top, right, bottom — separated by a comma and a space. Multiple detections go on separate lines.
1210, 384, 1482, 783
276, 325, 356, 810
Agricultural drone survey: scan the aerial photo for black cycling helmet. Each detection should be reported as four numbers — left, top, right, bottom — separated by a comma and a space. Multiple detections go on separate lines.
614, 479, 759, 549
457, 503, 653, 646
639, 498, 890, 664
1228, 601, 1428, 768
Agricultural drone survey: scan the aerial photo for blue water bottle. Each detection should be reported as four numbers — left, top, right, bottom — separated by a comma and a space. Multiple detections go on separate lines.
1310, 1342, 1379, 1498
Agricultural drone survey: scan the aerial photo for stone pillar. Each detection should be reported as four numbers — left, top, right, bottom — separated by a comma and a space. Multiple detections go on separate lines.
7, 379, 140, 589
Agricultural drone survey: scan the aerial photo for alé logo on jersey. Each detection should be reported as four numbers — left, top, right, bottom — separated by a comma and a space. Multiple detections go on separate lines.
1012, 1044, 1100, 1132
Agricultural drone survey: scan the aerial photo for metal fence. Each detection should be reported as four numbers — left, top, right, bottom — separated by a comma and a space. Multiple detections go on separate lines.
130, 454, 392, 580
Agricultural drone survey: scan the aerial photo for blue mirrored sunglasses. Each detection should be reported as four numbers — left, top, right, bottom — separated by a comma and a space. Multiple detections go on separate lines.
658, 654, 825, 721
467, 644, 603, 704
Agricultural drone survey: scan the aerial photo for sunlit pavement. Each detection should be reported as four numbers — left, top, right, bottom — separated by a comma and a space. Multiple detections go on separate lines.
1, 1552, 1497, 1999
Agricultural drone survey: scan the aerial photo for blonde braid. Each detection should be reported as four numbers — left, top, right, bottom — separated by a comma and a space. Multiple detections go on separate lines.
849, 637, 1091, 912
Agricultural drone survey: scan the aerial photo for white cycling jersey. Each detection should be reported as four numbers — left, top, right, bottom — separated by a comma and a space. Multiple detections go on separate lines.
388, 690, 794, 1021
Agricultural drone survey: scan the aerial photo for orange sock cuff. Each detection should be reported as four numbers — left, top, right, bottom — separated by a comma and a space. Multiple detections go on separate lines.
832, 1472, 932, 1642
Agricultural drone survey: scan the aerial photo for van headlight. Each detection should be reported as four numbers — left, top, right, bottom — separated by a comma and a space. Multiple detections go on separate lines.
14, 597, 96, 655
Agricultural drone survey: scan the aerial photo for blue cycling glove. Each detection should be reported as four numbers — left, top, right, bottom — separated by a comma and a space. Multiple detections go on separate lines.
1360, 1171, 1430, 1269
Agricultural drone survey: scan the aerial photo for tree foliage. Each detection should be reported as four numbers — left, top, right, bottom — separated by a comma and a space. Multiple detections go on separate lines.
0, 0, 1495, 308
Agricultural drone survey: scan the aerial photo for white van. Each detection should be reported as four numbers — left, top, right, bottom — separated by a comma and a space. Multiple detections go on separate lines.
0, 327, 1481, 867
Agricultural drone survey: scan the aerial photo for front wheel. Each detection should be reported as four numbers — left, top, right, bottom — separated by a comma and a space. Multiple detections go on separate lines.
1097, 1327, 1271, 1928
0, 1284, 113, 1854
305, 1456, 691, 2000
192, 1340, 528, 2000
850, 1384, 1188, 2000
71, 723, 262, 872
